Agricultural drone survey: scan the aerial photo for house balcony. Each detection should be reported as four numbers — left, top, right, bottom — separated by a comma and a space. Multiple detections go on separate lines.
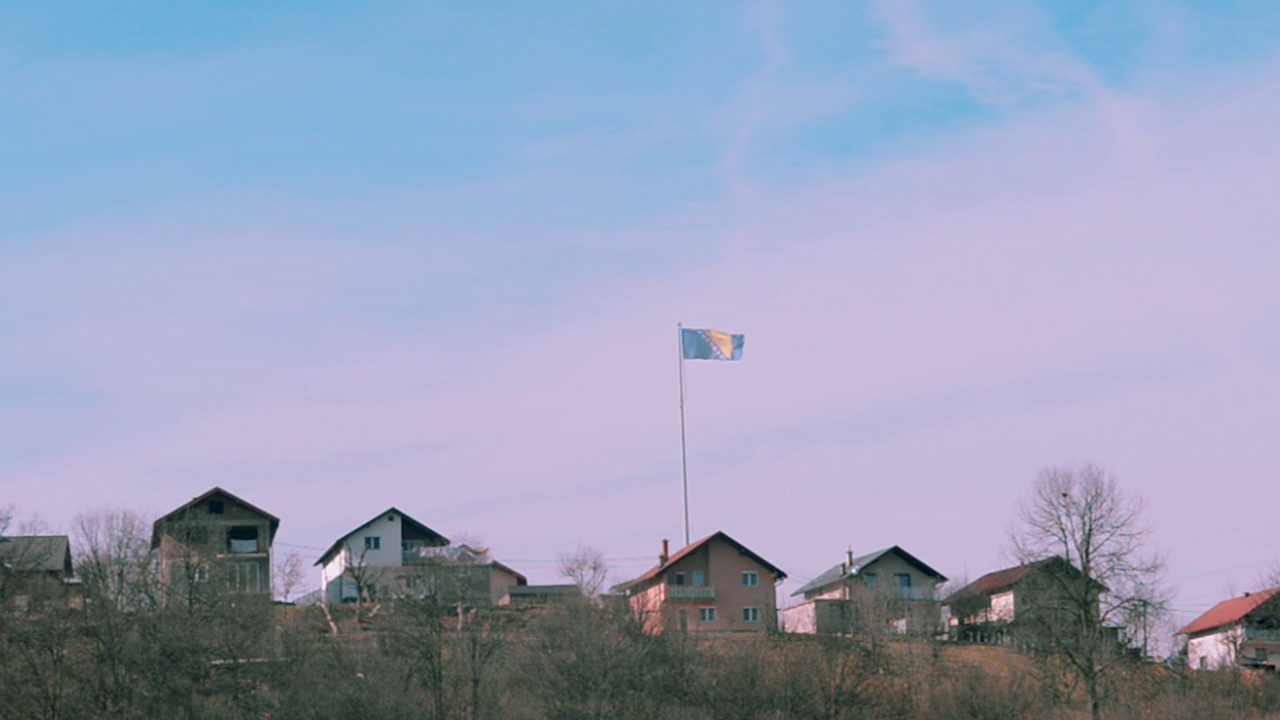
668, 586, 716, 600
892, 587, 937, 602
1244, 627, 1280, 643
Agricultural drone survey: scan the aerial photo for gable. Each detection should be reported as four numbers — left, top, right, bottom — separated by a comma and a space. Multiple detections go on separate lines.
792, 545, 946, 597
315, 507, 449, 567
151, 487, 280, 549
613, 531, 786, 593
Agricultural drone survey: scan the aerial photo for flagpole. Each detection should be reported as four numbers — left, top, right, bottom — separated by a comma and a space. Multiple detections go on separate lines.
677, 322, 690, 546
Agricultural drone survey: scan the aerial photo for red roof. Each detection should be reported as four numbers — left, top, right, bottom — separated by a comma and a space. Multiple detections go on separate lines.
613, 531, 786, 593
1178, 587, 1280, 637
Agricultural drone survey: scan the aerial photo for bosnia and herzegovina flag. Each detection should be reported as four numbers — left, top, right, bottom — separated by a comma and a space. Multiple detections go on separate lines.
681, 328, 744, 361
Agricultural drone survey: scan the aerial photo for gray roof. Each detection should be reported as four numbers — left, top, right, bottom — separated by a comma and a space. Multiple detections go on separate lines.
0, 535, 73, 575
791, 545, 946, 597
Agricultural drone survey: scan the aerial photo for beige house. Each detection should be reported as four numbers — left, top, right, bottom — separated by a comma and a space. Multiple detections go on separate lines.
942, 556, 1099, 644
612, 531, 786, 633
151, 487, 279, 603
1179, 588, 1280, 671
783, 545, 946, 635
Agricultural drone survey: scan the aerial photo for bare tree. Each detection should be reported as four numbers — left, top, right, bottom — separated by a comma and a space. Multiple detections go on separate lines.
74, 509, 159, 612
1009, 462, 1166, 720
343, 545, 382, 624
558, 544, 608, 599
273, 548, 305, 603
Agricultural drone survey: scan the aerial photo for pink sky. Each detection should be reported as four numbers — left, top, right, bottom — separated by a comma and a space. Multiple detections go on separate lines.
4, 4, 1280, 639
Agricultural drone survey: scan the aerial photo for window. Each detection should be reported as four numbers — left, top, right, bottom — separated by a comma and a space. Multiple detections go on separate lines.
895, 573, 911, 588
692, 570, 706, 587
679, 609, 689, 632
673, 572, 686, 586
365, 536, 381, 551
388, 515, 396, 522
228, 526, 259, 554
743, 607, 760, 623
698, 607, 716, 622
209, 500, 224, 514
742, 571, 759, 587
864, 573, 878, 588
227, 563, 263, 593
1257, 648, 1269, 662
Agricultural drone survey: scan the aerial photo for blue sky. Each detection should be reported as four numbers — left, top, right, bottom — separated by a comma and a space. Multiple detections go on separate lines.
5, 1, 1280, 634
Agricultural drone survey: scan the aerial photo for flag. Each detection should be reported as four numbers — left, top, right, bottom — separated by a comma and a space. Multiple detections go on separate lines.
681, 328, 744, 361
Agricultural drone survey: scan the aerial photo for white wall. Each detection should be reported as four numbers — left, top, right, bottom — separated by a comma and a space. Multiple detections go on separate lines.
319, 512, 405, 604
1187, 628, 1241, 670
990, 591, 1016, 622
782, 601, 817, 633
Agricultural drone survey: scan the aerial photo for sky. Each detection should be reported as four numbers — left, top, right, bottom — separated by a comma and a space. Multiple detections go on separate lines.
4, 1, 1280, 638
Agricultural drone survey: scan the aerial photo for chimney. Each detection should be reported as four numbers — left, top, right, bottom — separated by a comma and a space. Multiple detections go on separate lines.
660, 539, 669, 566
846, 547, 854, 571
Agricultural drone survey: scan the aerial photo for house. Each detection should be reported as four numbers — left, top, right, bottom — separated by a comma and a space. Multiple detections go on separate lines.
315, 508, 526, 606
783, 545, 946, 635
151, 487, 279, 602
612, 532, 786, 633
1179, 587, 1280, 671
942, 556, 1100, 644
0, 535, 81, 611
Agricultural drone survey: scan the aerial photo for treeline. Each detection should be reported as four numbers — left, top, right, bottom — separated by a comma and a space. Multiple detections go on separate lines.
5, 593, 1280, 720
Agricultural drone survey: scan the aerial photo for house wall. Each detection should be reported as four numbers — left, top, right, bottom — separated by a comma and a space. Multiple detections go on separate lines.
632, 537, 778, 633
156, 493, 274, 600
805, 553, 942, 602
782, 600, 817, 633
489, 566, 522, 604
990, 591, 1016, 622
1186, 626, 1280, 671
853, 553, 940, 600
320, 513, 406, 604
1188, 628, 1242, 670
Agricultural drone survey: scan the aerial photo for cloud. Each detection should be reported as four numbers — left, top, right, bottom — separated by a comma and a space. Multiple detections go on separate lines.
868, 0, 1104, 106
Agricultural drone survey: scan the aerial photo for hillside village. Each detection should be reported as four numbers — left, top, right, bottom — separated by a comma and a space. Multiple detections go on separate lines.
5, 483, 1278, 676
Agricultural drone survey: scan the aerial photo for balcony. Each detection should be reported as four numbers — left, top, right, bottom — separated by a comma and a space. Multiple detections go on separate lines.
1244, 627, 1280, 643
668, 586, 716, 600
892, 587, 936, 602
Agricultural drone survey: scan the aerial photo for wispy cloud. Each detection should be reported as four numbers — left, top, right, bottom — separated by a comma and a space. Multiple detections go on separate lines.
869, 0, 1103, 105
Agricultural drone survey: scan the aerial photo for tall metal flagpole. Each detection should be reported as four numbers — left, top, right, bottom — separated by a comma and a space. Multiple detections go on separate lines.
677, 322, 690, 546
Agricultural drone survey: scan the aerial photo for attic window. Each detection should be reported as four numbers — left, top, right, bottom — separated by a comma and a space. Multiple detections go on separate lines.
209, 500, 224, 514
388, 515, 395, 522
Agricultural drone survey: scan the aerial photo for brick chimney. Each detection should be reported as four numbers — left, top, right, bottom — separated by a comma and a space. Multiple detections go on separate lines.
660, 538, 669, 566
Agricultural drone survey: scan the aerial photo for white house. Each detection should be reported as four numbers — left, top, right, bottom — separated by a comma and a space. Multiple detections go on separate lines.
315, 508, 450, 605
1179, 587, 1280, 671
315, 508, 527, 606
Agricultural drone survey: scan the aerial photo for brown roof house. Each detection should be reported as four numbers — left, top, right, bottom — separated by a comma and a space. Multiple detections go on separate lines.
942, 556, 1103, 645
612, 532, 787, 633
1179, 588, 1280, 671
783, 546, 947, 636
315, 508, 526, 607
0, 535, 81, 612
151, 487, 280, 605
